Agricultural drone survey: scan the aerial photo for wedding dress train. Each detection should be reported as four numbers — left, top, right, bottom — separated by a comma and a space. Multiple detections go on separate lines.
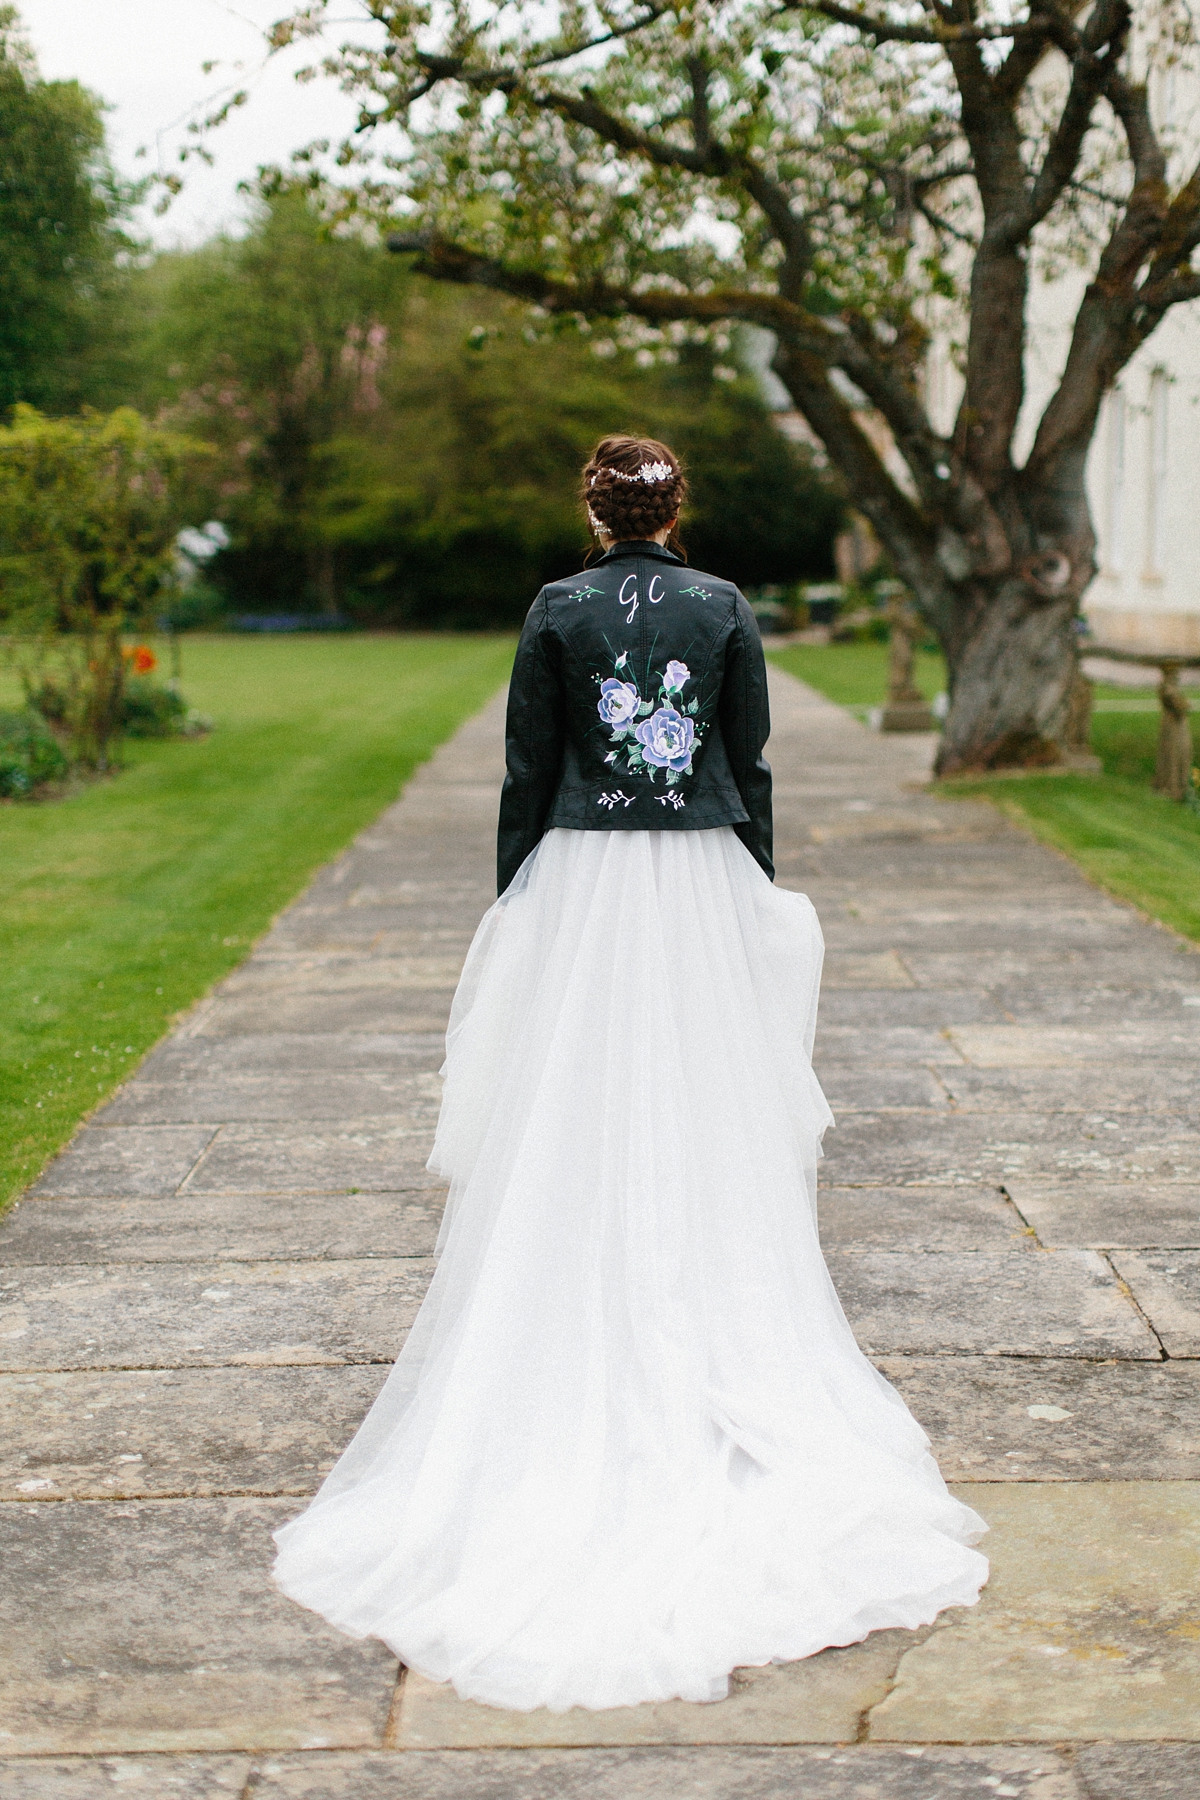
273, 827, 987, 1711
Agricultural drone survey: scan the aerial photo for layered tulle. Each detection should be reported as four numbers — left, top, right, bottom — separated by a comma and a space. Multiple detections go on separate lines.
273, 827, 987, 1711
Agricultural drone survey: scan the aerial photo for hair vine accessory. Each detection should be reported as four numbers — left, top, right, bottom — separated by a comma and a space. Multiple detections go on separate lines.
590, 460, 675, 487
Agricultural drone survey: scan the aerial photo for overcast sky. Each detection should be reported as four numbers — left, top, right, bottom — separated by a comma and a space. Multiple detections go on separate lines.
18, 0, 382, 245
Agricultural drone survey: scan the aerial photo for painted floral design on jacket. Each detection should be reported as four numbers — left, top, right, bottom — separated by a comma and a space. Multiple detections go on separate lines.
635, 706, 695, 772
594, 652, 704, 786
597, 679, 640, 727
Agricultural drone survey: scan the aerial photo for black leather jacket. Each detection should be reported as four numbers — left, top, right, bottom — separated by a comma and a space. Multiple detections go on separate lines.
497, 541, 773, 895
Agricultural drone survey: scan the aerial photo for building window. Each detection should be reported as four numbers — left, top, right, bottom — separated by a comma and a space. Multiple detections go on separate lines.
1145, 368, 1169, 580
1104, 387, 1125, 576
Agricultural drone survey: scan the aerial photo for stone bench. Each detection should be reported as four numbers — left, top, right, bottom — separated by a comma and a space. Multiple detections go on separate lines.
1085, 644, 1198, 800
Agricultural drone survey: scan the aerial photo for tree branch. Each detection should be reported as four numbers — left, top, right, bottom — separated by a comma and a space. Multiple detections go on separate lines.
1025, 68, 1169, 481
1014, 0, 1129, 241
770, 339, 954, 630
687, 54, 712, 160
1141, 159, 1200, 294
410, 52, 816, 293
917, 197, 978, 245
386, 231, 831, 345
784, 0, 1057, 46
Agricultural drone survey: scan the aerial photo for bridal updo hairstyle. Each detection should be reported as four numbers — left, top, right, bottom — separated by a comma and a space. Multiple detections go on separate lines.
582, 435, 688, 560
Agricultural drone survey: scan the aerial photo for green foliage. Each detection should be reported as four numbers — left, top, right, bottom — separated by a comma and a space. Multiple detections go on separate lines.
0, 405, 208, 764
129, 187, 841, 627
0, 632, 514, 1209
0, 706, 68, 796
0, 6, 135, 413
133, 186, 409, 616
768, 642, 946, 711
119, 675, 189, 738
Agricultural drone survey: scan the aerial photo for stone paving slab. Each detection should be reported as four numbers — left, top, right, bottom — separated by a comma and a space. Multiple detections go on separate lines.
396, 1634, 922, 1749
0, 1258, 430, 1371
1074, 1744, 1200, 1799
820, 951, 916, 988
938, 1066, 1200, 1115
181, 1123, 439, 1196
870, 1483, 1200, 1743
814, 989, 1007, 1026
1005, 1182, 1200, 1248
816, 895, 1140, 935
0, 1747, 1084, 1800
816, 1185, 1025, 1251
138, 1034, 446, 1087
822, 1112, 1200, 1186
0, 1365, 387, 1499
0, 1757, 252, 1798
1109, 1252, 1200, 1357
947, 1023, 1200, 1066
219, 956, 469, 995
817, 917, 1142, 956
812, 1024, 967, 1066
0, 1190, 443, 1266
825, 1249, 1160, 1358
196, 992, 459, 1037
877, 1357, 1200, 1480
812, 1066, 949, 1109
899, 949, 1184, 987
101, 1070, 444, 1126
0, 1497, 398, 1753
6, 669, 1199, 1782
28, 1127, 218, 1198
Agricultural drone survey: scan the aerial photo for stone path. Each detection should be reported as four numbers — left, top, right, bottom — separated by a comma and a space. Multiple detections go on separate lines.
3, 670, 1199, 1799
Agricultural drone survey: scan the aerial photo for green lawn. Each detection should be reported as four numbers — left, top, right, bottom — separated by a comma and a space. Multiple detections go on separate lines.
768, 642, 1200, 946
767, 640, 948, 713
1, 634, 515, 1208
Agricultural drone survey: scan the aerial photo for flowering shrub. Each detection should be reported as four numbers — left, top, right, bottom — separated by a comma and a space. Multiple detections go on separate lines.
119, 676, 189, 738
0, 709, 69, 798
0, 406, 208, 767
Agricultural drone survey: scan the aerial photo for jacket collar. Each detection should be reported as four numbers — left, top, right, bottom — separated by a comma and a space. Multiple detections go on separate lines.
592, 540, 685, 567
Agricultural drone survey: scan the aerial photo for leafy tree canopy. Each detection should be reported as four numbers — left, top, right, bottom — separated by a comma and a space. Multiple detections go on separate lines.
132, 186, 842, 625
0, 6, 136, 414
246, 0, 1200, 770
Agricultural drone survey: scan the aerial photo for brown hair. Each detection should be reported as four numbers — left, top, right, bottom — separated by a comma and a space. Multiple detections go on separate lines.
581, 435, 688, 560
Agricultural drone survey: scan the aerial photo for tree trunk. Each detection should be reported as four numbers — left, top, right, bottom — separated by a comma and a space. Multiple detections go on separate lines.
933, 580, 1080, 774
862, 447, 1097, 778
310, 540, 339, 617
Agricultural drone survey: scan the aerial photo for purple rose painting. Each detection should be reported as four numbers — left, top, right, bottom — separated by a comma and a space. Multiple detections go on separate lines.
635, 706, 695, 773
598, 679, 640, 728
662, 660, 690, 695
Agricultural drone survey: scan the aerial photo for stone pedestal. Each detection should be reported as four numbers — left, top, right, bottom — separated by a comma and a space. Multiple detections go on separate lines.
880, 591, 935, 732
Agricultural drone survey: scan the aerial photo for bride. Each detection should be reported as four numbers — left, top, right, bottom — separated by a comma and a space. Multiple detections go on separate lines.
273, 434, 987, 1713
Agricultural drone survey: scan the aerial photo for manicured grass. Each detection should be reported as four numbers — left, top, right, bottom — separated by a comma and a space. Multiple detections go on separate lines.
768, 641, 1200, 947
768, 640, 947, 713
1, 634, 515, 1208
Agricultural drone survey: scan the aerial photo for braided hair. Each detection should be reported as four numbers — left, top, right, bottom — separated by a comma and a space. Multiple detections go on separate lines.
581, 435, 688, 560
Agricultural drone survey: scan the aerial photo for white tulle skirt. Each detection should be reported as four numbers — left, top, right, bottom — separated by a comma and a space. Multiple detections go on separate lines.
273, 827, 987, 1711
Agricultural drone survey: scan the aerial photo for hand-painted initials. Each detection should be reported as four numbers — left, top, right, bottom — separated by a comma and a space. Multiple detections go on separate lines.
619, 574, 638, 622
648, 576, 665, 605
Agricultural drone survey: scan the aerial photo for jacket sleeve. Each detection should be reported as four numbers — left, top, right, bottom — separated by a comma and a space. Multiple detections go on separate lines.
497, 593, 567, 895
718, 592, 774, 881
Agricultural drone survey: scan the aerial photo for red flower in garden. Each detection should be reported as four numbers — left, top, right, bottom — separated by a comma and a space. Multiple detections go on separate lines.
126, 646, 157, 674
